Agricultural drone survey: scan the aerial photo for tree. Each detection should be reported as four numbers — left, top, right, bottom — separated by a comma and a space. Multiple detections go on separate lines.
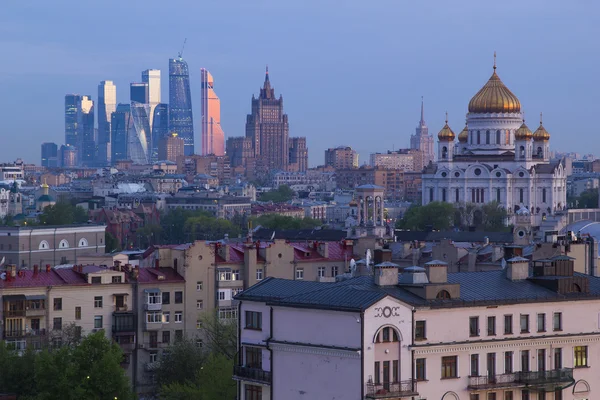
184, 215, 241, 241
250, 214, 322, 230
569, 189, 599, 209
136, 223, 163, 247
155, 338, 206, 388
197, 312, 237, 360
259, 185, 295, 203
39, 201, 88, 225
105, 231, 120, 253
396, 202, 454, 231
481, 201, 508, 231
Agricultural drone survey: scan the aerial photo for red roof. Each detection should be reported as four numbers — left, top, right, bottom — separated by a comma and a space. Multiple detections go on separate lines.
291, 241, 353, 262
137, 267, 185, 284
0, 268, 88, 289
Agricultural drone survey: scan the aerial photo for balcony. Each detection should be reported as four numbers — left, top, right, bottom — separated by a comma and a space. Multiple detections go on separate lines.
112, 312, 135, 333
4, 310, 25, 318
3, 329, 46, 339
25, 308, 46, 317
233, 365, 272, 385
144, 303, 162, 311
468, 373, 520, 390
516, 368, 574, 391
366, 380, 418, 399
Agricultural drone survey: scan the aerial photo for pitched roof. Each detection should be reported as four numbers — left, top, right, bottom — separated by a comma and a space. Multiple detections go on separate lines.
137, 267, 185, 284
254, 228, 347, 242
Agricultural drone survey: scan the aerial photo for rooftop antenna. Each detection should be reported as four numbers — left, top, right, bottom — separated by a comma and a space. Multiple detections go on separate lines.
178, 38, 187, 59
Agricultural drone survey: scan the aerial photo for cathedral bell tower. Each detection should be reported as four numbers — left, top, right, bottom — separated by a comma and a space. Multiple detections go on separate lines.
533, 113, 550, 162
514, 120, 533, 161
437, 113, 455, 164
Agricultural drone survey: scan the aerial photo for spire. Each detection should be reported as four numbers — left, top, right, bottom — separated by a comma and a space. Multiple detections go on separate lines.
420, 96, 425, 125
265, 65, 270, 83
261, 64, 272, 99
445, 111, 448, 125
493, 51, 497, 70
540, 111, 543, 125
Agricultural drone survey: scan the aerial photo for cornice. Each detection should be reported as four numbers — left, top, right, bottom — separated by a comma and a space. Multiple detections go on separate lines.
270, 342, 361, 359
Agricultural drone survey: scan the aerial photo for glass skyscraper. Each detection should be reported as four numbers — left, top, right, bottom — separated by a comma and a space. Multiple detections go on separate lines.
129, 102, 151, 164
200, 68, 225, 156
169, 57, 194, 155
142, 69, 161, 140
77, 95, 95, 166
98, 81, 117, 165
130, 83, 149, 104
152, 103, 169, 162
111, 104, 133, 163
65, 94, 81, 147
41, 142, 59, 168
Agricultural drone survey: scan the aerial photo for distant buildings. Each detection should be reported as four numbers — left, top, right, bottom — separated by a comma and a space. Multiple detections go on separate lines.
130, 82, 149, 104
41, 143, 58, 168
325, 146, 359, 169
409, 98, 434, 169
129, 103, 152, 165
64, 94, 94, 166
111, 104, 133, 163
64, 94, 80, 148
176, 154, 232, 185
98, 81, 117, 165
142, 69, 161, 131
169, 57, 194, 155
158, 133, 185, 163
226, 137, 253, 168
200, 69, 225, 156
289, 137, 308, 172
370, 149, 422, 172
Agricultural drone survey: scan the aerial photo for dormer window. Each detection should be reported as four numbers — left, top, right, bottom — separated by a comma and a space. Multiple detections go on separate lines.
436, 290, 451, 300
91, 276, 101, 284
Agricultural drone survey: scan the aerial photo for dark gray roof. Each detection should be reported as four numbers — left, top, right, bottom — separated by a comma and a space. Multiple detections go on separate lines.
237, 270, 600, 311
253, 228, 347, 242
394, 230, 513, 243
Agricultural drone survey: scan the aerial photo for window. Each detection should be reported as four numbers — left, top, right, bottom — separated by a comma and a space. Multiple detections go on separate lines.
519, 188, 524, 203
112, 276, 122, 283
174, 291, 183, 304
94, 296, 103, 308
487, 353, 496, 376
149, 352, 158, 363
520, 314, 529, 333
256, 269, 263, 280
374, 361, 381, 384
219, 270, 232, 281
245, 384, 262, 400
542, 188, 547, 203
442, 188, 447, 202
504, 315, 513, 334
415, 358, 426, 381
553, 312, 562, 331
553, 390, 561, 400
162, 331, 170, 344
246, 347, 262, 368
318, 267, 326, 278
471, 395, 480, 400
415, 321, 426, 340
162, 291, 170, 304
162, 312, 170, 323
146, 311, 162, 323
470, 316, 479, 337
91, 276, 101, 284
487, 316, 496, 336
175, 311, 183, 323
196, 281, 203, 291
149, 331, 158, 348
94, 316, 103, 329
393, 360, 399, 383
331, 266, 338, 277
436, 290, 451, 300
487, 394, 496, 400
574, 346, 587, 367
496, 188, 501, 203
429, 187, 434, 202
232, 270, 240, 281
521, 390, 529, 400
441, 356, 458, 379
196, 300, 203, 310
537, 314, 546, 332
53, 317, 62, 330
75, 306, 81, 320
53, 298, 62, 311
554, 348, 562, 369
219, 307, 237, 320
295, 268, 304, 280
218, 291, 226, 301
245, 311, 262, 330
470, 354, 479, 376
521, 350, 530, 372
456, 188, 460, 203
505, 351, 513, 373
148, 292, 161, 305
504, 392, 513, 400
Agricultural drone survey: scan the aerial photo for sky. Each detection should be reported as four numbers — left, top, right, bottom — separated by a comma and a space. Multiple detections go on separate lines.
1, 0, 599, 165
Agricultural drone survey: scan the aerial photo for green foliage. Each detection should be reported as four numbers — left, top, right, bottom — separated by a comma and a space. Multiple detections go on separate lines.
250, 214, 322, 230
105, 231, 121, 253
259, 185, 295, 203
160, 208, 212, 243
136, 223, 163, 247
184, 215, 241, 241
568, 189, 599, 209
481, 201, 508, 231
39, 201, 88, 225
197, 312, 237, 360
396, 202, 455, 231
155, 337, 206, 388
0, 331, 133, 400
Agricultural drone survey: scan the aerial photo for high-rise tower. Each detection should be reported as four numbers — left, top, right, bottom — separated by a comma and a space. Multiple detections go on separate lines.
245, 67, 289, 174
410, 97, 434, 170
98, 80, 116, 165
65, 94, 81, 147
111, 104, 133, 163
77, 95, 95, 166
200, 69, 225, 156
169, 57, 194, 155
142, 69, 161, 136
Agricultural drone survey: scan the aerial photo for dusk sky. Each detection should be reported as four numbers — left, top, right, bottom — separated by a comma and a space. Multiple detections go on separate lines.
1, 0, 599, 165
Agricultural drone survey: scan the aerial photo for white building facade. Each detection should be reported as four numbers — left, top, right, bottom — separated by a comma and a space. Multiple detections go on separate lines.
236, 256, 598, 400
422, 62, 567, 226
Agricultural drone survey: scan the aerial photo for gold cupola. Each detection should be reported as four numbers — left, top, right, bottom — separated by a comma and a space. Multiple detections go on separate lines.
533, 112, 550, 141
437, 113, 455, 141
458, 121, 469, 143
468, 53, 521, 114
514, 120, 533, 140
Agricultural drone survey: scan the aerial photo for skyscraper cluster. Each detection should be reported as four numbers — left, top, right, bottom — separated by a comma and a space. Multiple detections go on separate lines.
46, 54, 307, 177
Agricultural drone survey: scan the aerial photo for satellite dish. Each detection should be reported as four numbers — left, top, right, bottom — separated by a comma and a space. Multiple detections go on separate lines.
0, 256, 5, 267
0, 272, 6, 280
350, 258, 356, 272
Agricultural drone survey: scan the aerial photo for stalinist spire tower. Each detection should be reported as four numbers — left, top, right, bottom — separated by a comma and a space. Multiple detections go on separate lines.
410, 97, 435, 170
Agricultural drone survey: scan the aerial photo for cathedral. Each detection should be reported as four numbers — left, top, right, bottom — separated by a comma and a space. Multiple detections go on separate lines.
421, 58, 567, 226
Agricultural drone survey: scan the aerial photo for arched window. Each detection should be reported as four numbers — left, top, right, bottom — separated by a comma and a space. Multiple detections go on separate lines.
477, 131, 481, 144
520, 146, 525, 158
442, 146, 448, 159
455, 188, 459, 203
542, 188, 547, 203
496, 130, 501, 144
486, 130, 490, 144
573, 283, 582, 292
436, 290, 451, 300
59, 239, 69, 249
376, 327, 399, 343
39, 240, 49, 250
442, 188, 447, 202
78, 238, 88, 247
537, 147, 543, 157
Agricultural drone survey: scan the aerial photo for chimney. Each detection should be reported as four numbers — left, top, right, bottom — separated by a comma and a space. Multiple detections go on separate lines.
507, 257, 529, 281
132, 266, 139, 280
33, 265, 39, 275
45, 264, 51, 273
374, 262, 399, 286
18, 270, 24, 278
318, 242, 329, 259
155, 259, 160, 269
424, 260, 448, 283
374, 248, 392, 264
9, 265, 16, 278
484, 236, 490, 245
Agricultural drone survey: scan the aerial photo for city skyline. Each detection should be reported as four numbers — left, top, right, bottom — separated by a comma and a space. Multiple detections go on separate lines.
1, 1, 598, 164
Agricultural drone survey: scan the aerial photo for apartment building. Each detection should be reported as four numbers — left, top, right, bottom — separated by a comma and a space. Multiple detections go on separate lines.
0, 224, 106, 268
235, 252, 598, 400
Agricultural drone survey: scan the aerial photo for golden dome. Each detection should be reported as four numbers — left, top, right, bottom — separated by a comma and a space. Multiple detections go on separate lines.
533, 113, 550, 141
468, 57, 521, 114
458, 123, 469, 143
437, 113, 455, 141
514, 122, 533, 140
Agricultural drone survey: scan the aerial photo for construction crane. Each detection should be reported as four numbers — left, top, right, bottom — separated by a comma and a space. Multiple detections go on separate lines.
178, 38, 187, 59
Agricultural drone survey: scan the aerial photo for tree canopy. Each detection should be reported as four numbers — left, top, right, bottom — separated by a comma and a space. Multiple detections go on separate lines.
396, 202, 455, 231
0, 331, 133, 400
258, 185, 295, 203
568, 189, 599, 209
38, 201, 88, 225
